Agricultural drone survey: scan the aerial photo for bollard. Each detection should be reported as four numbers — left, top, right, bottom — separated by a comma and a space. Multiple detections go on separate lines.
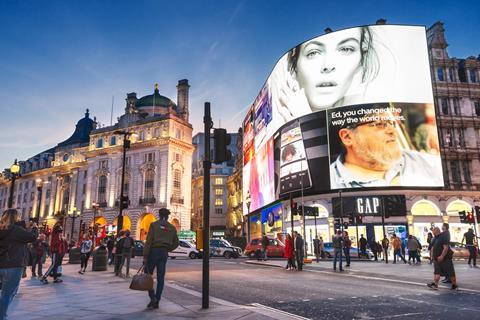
92, 245, 108, 271
68, 247, 81, 264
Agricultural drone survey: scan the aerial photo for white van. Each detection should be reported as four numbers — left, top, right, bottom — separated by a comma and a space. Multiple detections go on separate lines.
169, 239, 199, 259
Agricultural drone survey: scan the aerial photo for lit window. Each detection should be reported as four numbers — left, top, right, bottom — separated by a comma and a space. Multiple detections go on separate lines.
215, 178, 223, 185
144, 170, 155, 199
144, 153, 155, 163
98, 175, 107, 204
215, 198, 223, 206
215, 188, 223, 195
139, 131, 145, 141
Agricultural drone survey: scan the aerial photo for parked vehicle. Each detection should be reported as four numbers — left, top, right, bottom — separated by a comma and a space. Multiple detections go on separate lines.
323, 242, 374, 259
209, 239, 240, 258
421, 242, 471, 260
244, 237, 285, 258
170, 240, 200, 259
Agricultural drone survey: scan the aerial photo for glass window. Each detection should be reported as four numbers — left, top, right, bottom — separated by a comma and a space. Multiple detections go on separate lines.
215, 177, 223, 185
154, 127, 160, 138
452, 98, 460, 115
448, 68, 455, 82
469, 70, 477, 83
96, 139, 103, 148
98, 175, 107, 204
110, 136, 117, 146
144, 153, 155, 163
215, 198, 223, 206
462, 161, 471, 184
440, 98, 449, 115
474, 101, 480, 116
215, 208, 223, 214
144, 169, 155, 199
139, 131, 145, 141
215, 188, 223, 195
450, 162, 461, 183
437, 68, 444, 81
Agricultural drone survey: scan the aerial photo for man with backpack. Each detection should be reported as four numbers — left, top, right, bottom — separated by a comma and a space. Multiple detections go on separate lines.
333, 230, 344, 272
119, 230, 134, 277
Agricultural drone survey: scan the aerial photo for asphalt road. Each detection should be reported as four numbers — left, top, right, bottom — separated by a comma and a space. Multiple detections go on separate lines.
130, 257, 480, 320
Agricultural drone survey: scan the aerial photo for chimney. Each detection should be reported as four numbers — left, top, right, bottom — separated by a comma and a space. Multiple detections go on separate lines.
177, 79, 190, 122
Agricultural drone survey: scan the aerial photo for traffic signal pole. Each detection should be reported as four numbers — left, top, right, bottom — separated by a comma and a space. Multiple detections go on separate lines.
202, 102, 212, 309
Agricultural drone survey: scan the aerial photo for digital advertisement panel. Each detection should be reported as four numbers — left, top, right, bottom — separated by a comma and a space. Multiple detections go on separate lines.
243, 24, 443, 215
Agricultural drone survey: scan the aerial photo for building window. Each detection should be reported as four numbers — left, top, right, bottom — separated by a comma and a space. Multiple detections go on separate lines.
215, 198, 223, 206
99, 160, 108, 169
123, 175, 130, 196
98, 175, 107, 204
110, 136, 117, 146
174, 153, 182, 162
176, 129, 182, 139
462, 161, 471, 184
437, 68, 444, 81
144, 152, 155, 163
139, 131, 145, 141
62, 189, 70, 211
215, 208, 223, 214
84, 170, 88, 179
144, 169, 155, 199
30, 192, 34, 201
474, 101, 480, 116
173, 169, 181, 189
456, 129, 465, 147
215, 188, 223, 195
154, 127, 160, 138
46, 189, 51, 199
215, 177, 223, 185
452, 98, 460, 115
23, 193, 27, 203
440, 98, 449, 115
448, 68, 455, 82
450, 162, 461, 184
469, 70, 477, 83
96, 139, 103, 148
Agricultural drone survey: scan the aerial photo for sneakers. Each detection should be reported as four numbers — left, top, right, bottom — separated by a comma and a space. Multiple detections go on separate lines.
451, 285, 459, 290
53, 278, 63, 283
147, 298, 158, 310
427, 282, 438, 290
441, 278, 452, 284
78, 271, 84, 274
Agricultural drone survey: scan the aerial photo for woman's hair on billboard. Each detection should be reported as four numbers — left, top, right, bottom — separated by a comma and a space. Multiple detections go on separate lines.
281, 144, 297, 162
287, 26, 379, 84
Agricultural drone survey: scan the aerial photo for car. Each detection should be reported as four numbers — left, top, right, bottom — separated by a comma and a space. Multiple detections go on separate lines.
244, 237, 285, 258
170, 239, 200, 259
209, 239, 240, 258
133, 240, 144, 257
421, 242, 471, 260
323, 242, 375, 259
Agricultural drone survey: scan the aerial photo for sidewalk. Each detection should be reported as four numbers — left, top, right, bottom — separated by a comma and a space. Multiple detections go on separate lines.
9, 263, 305, 320
246, 258, 480, 292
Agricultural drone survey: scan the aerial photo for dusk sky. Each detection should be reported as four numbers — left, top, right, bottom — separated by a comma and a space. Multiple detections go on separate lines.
1, 0, 479, 170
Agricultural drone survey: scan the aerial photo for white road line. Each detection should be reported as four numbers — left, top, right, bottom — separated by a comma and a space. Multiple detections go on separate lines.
250, 303, 311, 320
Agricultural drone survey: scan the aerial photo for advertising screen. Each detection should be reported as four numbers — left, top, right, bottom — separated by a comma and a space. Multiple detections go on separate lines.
243, 24, 443, 215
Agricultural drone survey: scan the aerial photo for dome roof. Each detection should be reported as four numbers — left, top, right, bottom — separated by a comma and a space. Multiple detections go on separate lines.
136, 87, 177, 109
57, 109, 95, 148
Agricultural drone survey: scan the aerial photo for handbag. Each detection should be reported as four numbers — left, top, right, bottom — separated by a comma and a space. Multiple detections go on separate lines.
129, 264, 153, 291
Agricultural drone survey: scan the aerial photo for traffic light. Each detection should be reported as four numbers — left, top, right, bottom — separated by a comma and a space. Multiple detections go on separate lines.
459, 210, 467, 223
334, 218, 341, 230
120, 195, 129, 209
348, 215, 355, 225
357, 215, 363, 224
343, 221, 349, 229
213, 128, 232, 164
466, 212, 474, 224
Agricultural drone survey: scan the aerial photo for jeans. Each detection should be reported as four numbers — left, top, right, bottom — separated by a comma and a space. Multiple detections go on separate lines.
120, 249, 132, 276
295, 251, 304, 270
42, 253, 61, 280
80, 252, 91, 271
333, 249, 343, 270
0, 267, 23, 320
146, 248, 169, 301
467, 245, 477, 266
343, 248, 351, 266
408, 250, 417, 263
31, 255, 43, 276
394, 249, 406, 263
107, 250, 113, 265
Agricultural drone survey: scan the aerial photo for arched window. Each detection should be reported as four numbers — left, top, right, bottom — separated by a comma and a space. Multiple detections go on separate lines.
144, 170, 155, 200
411, 200, 441, 216
96, 139, 104, 148
98, 175, 107, 204
110, 136, 117, 146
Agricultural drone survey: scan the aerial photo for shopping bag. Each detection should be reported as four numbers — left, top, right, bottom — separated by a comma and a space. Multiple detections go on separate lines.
129, 264, 153, 291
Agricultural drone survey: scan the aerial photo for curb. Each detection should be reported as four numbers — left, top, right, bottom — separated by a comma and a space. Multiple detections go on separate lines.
245, 260, 284, 268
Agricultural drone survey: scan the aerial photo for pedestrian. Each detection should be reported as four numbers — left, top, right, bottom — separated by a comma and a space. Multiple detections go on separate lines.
427, 227, 458, 290
407, 235, 418, 264
391, 234, 407, 264
294, 231, 304, 271
79, 234, 93, 274
261, 234, 269, 261
332, 230, 344, 271
41, 222, 64, 284
284, 233, 296, 270
370, 240, 379, 261
414, 236, 422, 264
313, 236, 321, 263
319, 237, 325, 259
343, 231, 351, 267
30, 233, 47, 278
462, 228, 477, 268
359, 234, 367, 257
106, 235, 114, 265
0, 209, 36, 320
381, 236, 389, 263
440, 223, 452, 284
427, 232, 434, 264
114, 230, 125, 276
119, 230, 133, 277
143, 208, 179, 310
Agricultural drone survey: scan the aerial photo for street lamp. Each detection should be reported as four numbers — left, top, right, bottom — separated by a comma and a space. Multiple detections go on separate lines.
92, 202, 100, 247
69, 207, 79, 243
7, 159, 20, 209
113, 130, 135, 233
35, 178, 49, 223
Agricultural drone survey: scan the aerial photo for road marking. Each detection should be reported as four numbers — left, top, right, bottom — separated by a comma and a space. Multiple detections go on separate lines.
376, 312, 425, 319
398, 296, 480, 312
250, 303, 311, 320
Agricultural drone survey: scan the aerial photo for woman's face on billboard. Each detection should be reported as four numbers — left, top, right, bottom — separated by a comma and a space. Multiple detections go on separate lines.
295, 28, 363, 111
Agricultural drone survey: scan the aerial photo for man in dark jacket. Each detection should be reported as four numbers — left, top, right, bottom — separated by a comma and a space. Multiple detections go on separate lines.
143, 208, 179, 310
294, 231, 304, 271
261, 235, 269, 261
0, 209, 36, 320
359, 235, 368, 256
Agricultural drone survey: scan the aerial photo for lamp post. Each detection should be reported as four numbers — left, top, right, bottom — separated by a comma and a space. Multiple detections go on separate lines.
92, 202, 100, 246
69, 207, 79, 243
7, 159, 20, 209
113, 130, 134, 233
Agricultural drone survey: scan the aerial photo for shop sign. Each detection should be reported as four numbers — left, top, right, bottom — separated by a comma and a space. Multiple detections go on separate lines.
356, 197, 381, 215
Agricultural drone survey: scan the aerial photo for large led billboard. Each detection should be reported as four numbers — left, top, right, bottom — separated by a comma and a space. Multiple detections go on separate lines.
243, 24, 443, 214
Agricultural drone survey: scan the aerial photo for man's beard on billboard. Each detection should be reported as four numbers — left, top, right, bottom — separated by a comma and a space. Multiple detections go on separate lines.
353, 135, 402, 171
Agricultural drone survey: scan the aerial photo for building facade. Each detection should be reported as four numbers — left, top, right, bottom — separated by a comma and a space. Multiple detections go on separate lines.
0, 81, 194, 241
245, 22, 480, 253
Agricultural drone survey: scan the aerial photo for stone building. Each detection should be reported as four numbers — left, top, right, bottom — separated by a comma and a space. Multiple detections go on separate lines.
0, 81, 194, 241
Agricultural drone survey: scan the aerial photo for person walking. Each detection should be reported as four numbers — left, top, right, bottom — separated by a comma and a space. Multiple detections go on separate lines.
79, 235, 93, 274
261, 234, 269, 262
462, 228, 477, 267
407, 235, 418, 264
359, 234, 367, 257
414, 236, 422, 264
391, 234, 407, 264
427, 227, 458, 290
30, 233, 47, 278
41, 222, 64, 284
106, 235, 114, 265
427, 232, 434, 264
119, 230, 134, 277
333, 230, 344, 272
294, 231, 304, 271
319, 237, 325, 259
344, 231, 352, 267
284, 233, 296, 270
313, 236, 320, 263
114, 231, 125, 276
143, 208, 179, 310
0, 209, 36, 320
381, 236, 390, 263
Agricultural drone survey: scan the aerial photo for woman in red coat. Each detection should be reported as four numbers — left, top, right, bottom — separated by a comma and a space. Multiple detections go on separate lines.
284, 233, 296, 270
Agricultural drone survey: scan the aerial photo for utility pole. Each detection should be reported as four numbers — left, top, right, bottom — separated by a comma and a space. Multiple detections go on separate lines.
202, 102, 212, 309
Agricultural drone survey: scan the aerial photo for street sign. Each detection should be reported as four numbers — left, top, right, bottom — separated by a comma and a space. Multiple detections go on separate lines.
298, 205, 319, 216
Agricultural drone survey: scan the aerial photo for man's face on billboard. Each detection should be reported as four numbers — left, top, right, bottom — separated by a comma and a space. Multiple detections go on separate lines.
340, 115, 401, 171
295, 28, 363, 111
